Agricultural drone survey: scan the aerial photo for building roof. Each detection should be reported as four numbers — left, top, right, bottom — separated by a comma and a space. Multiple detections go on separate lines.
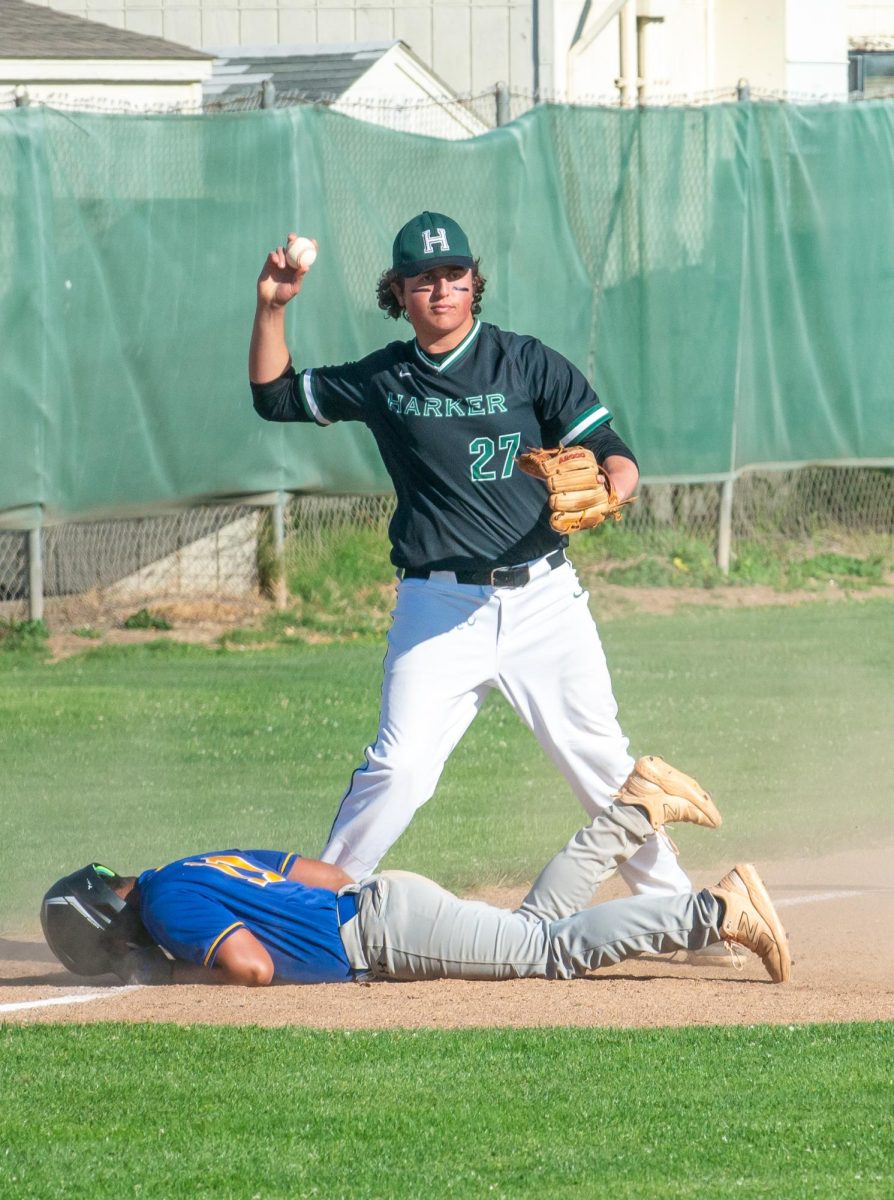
203, 41, 399, 101
0, 0, 213, 60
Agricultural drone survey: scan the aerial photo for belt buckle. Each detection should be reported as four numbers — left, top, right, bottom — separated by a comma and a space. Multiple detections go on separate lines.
490, 564, 530, 588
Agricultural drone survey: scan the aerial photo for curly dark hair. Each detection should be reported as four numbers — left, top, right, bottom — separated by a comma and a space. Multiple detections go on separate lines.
376, 261, 487, 321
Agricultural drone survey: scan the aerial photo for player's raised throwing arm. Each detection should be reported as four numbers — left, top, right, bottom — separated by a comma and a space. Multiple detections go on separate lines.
248, 234, 317, 385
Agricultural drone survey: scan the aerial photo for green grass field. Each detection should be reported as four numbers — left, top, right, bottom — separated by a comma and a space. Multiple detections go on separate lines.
2, 597, 893, 1198
2, 597, 892, 924
1, 1022, 892, 1198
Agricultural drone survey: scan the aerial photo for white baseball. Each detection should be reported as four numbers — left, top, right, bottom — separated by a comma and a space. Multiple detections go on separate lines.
285, 237, 317, 271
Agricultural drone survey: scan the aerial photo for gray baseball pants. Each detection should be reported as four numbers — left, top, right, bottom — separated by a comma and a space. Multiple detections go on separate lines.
337, 804, 721, 981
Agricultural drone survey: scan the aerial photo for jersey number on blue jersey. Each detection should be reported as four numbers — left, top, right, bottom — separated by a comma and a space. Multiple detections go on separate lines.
184, 855, 284, 887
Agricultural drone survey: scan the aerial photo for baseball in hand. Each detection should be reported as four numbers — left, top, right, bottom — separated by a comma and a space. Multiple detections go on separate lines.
286, 236, 317, 271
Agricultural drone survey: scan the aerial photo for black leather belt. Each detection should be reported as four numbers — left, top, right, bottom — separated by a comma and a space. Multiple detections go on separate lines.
402, 547, 566, 589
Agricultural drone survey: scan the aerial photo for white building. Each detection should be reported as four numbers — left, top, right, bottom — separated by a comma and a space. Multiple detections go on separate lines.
27, 0, 894, 106
0, 0, 213, 111
204, 40, 488, 136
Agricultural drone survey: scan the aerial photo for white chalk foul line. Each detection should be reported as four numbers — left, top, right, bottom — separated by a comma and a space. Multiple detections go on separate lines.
774, 888, 872, 909
0, 985, 142, 1014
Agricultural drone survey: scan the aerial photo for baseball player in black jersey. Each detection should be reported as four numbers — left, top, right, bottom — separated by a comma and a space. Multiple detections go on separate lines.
250, 212, 693, 895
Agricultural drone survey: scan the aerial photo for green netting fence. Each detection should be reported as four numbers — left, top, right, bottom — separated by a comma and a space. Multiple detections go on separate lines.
1, 99, 892, 619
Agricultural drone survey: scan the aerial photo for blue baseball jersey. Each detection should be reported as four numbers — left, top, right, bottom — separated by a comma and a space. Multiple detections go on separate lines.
252, 320, 636, 572
137, 850, 354, 984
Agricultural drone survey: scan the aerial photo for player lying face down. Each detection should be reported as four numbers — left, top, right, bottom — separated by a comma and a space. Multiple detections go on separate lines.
41, 758, 791, 989
41, 854, 355, 988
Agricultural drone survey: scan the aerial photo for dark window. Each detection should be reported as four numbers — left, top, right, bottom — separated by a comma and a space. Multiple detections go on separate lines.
849, 51, 894, 96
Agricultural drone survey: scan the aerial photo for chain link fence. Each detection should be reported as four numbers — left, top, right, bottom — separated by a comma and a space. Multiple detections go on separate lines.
6, 80, 894, 123
0, 503, 264, 628
3, 467, 889, 631
282, 468, 894, 574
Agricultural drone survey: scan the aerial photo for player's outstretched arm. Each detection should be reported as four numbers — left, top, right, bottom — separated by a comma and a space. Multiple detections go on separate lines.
117, 929, 274, 986
249, 234, 317, 385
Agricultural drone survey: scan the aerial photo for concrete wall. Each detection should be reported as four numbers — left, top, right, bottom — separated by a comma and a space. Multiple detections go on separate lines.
713, 0, 787, 95
848, 1, 894, 37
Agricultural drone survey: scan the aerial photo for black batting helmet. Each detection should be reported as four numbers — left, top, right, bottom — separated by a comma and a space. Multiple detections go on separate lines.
40, 863, 148, 976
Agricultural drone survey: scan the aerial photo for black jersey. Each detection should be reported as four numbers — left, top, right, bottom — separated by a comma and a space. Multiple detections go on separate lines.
252, 320, 636, 571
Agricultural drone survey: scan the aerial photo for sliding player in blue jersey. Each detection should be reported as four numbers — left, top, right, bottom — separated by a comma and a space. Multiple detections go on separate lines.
40, 759, 791, 987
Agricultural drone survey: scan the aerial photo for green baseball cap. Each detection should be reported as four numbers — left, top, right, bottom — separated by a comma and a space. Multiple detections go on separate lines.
392, 212, 474, 277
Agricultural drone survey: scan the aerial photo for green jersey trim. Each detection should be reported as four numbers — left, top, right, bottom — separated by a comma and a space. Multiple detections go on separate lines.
413, 320, 482, 374
301, 369, 332, 426
560, 403, 611, 446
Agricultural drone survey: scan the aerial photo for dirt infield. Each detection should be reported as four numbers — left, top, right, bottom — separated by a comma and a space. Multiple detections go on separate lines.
2, 846, 891, 1030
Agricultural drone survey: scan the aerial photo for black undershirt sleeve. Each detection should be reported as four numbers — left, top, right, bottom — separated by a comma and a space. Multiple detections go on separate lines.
579, 421, 639, 469
251, 365, 314, 423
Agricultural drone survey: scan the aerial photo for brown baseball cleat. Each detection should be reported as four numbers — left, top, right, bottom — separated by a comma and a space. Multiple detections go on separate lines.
613, 755, 722, 831
710, 863, 792, 983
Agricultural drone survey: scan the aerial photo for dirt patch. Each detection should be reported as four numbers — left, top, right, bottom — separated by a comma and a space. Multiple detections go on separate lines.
580, 579, 894, 620
47, 624, 230, 663
3, 846, 891, 1030
42, 583, 893, 662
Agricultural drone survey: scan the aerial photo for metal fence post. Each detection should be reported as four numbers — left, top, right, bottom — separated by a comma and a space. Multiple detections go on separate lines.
532, 0, 541, 102
27, 524, 44, 622
716, 80, 751, 574
271, 493, 287, 610
495, 82, 510, 127
261, 80, 275, 109
717, 478, 734, 575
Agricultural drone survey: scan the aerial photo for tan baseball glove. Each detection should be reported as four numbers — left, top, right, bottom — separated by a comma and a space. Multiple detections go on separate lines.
517, 445, 632, 533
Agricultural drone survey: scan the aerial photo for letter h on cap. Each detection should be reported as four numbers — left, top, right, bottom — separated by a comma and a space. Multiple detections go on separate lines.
422, 227, 450, 254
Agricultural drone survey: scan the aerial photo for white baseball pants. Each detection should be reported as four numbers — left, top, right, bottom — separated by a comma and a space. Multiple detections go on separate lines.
321, 555, 690, 895
337, 805, 720, 981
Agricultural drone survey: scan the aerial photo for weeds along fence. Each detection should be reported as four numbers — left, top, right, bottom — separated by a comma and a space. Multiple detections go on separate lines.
2, 467, 892, 629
